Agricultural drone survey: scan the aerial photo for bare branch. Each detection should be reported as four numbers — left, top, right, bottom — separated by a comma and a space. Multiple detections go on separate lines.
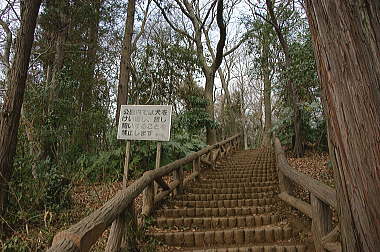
153, 0, 195, 42
29, 43, 53, 69
132, 0, 152, 51
254, 11, 276, 27
223, 27, 258, 57
210, 0, 226, 72
173, 0, 194, 22
4, 0, 21, 22
200, 0, 217, 30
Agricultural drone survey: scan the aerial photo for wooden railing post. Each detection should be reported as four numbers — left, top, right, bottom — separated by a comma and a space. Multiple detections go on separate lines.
142, 181, 154, 216
225, 142, 231, 157
154, 142, 162, 195
123, 202, 138, 251
106, 202, 137, 252
278, 170, 294, 194
173, 166, 184, 195
193, 157, 201, 182
311, 194, 333, 252
222, 144, 227, 157
105, 213, 126, 251
210, 149, 219, 169
235, 137, 240, 150
109, 141, 138, 252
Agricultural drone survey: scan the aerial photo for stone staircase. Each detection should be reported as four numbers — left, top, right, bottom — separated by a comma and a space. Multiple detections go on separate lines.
150, 149, 310, 251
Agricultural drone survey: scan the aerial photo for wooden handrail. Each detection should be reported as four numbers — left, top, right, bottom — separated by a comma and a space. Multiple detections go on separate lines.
274, 137, 337, 208
273, 136, 341, 252
48, 134, 241, 252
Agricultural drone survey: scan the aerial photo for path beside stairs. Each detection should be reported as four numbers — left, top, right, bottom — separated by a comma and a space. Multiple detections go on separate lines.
150, 149, 311, 251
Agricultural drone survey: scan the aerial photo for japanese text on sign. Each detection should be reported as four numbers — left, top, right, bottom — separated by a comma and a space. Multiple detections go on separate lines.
117, 105, 172, 141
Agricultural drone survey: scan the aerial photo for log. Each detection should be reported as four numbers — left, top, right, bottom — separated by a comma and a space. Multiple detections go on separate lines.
278, 192, 312, 218
274, 137, 337, 208
311, 194, 332, 252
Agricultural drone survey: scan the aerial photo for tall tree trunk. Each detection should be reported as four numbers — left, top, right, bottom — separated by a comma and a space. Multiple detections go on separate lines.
305, 1, 380, 251
42, 0, 70, 160
265, 0, 304, 157
0, 0, 42, 229
205, 0, 226, 145
261, 35, 272, 147
116, 0, 136, 126
204, 73, 217, 145
48, 2, 69, 99
78, 0, 102, 151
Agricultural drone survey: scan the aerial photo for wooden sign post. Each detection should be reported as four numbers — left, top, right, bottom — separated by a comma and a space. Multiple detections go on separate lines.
123, 140, 131, 184
154, 142, 162, 194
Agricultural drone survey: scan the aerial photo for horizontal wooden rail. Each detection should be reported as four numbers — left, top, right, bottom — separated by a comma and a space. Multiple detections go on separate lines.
278, 192, 312, 218
48, 134, 241, 252
154, 180, 180, 205
274, 137, 337, 208
183, 171, 199, 186
273, 136, 341, 252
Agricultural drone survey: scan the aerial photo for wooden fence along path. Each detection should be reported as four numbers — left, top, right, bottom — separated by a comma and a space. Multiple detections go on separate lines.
48, 135, 341, 251
273, 137, 341, 252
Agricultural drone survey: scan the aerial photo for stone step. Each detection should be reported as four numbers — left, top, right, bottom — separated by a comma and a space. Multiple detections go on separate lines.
155, 214, 279, 229
155, 206, 275, 218
176, 192, 274, 201
150, 149, 308, 251
185, 186, 276, 194
201, 177, 277, 183
172, 198, 276, 208
208, 170, 277, 175
150, 226, 293, 247
214, 165, 275, 169
192, 181, 277, 189
209, 171, 276, 175
186, 244, 307, 252
218, 160, 275, 165
205, 174, 277, 180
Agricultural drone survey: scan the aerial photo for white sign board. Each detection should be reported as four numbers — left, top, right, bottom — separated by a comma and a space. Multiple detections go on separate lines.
117, 105, 172, 141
